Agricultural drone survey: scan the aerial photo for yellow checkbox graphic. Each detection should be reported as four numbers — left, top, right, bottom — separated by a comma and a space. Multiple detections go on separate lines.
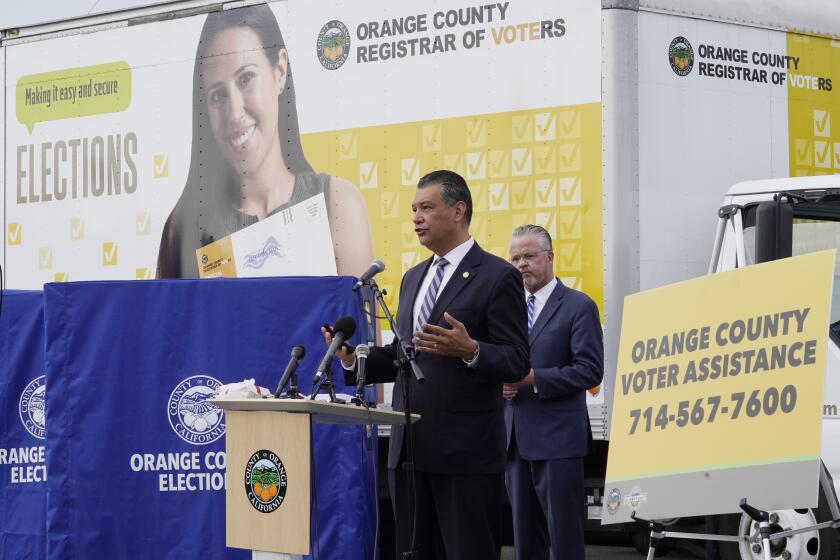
338, 133, 358, 160
473, 184, 489, 212
489, 183, 510, 211
558, 109, 581, 139
814, 110, 831, 137
380, 192, 400, 219
402, 251, 421, 273
535, 145, 557, 175
558, 177, 581, 206
511, 181, 533, 209
422, 125, 442, 152
136, 268, 152, 280
359, 162, 378, 189
38, 247, 53, 270
102, 242, 118, 266
402, 221, 419, 247
557, 241, 581, 271
535, 179, 557, 208
443, 153, 465, 176
136, 212, 151, 236
153, 154, 169, 179
815, 141, 832, 168
512, 147, 532, 177
54, 272, 68, 282
511, 114, 533, 144
558, 143, 581, 172
536, 211, 556, 239
472, 216, 488, 243
512, 212, 533, 229
794, 139, 812, 167
8, 223, 22, 246
466, 152, 486, 180
560, 276, 582, 290
535, 112, 556, 141
488, 150, 509, 178
834, 143, 840, 169
70, 217, 85, 240
466, 118, 487, 148
401, 158, 420, 186
558, 209, 581, 239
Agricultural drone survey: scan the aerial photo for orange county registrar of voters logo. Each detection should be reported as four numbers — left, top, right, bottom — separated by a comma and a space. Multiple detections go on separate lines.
317, 20, 350, 70
669, 36, 694, 76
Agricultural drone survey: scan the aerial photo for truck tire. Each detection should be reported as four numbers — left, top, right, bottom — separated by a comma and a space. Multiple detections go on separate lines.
718, 487, 839, 560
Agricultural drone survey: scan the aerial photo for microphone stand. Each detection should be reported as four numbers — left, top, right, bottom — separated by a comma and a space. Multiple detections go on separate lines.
311, 364, 345, 404
365, 279, 423, 559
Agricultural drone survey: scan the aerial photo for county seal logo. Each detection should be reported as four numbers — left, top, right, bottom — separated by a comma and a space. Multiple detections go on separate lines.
606, 488, 622, 515
317, 20, 350, 70
19, 375, 46, 440
244, 449, 288, 513
167, 375, 225, 445
668, 36, 694, 76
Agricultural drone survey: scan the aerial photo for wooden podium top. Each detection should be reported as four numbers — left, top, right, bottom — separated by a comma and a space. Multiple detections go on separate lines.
210, 397, 419, 426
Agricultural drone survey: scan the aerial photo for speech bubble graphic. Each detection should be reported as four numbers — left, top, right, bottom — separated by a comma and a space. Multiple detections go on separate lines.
16, 61, 132, 134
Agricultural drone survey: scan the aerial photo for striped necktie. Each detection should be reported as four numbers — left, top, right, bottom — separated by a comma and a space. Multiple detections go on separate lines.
416, 257, 449, 330
527, 294, 536, 332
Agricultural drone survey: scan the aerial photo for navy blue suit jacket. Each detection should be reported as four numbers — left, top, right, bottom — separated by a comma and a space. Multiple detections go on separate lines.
505, 280, 604, 460
364, 243, 531, 474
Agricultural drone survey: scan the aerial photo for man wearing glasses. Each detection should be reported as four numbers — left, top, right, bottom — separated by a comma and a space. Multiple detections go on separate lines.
504, 224, 604, 560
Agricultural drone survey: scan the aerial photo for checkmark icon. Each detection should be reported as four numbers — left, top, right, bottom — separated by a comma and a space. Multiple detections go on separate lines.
153, 154, 168, 179
53, 272, 67, 282
795, 139, 812, 167
489, 183, 509, 211
834, 142, 840, 169
401, 158, 420, 185
559, 143, 581, 171
467, 152, 486, 180
558, 177, 581, 206
558, 209, 581, 238
558, 241, 581, 270
136, 212, 151, 236
814, 110, 831, 137
402, 251, 421, 274
472, 216, 487, 243
70, 217, 85, 240
536, 211, 556, 238
103, 242, 118, 266
512, 115, 532, 144
338, 133, 358, 160
381, 192, 399, 219
512, 148, 532, 176
560, 276, 582, 290
466, 119, 486, 148
536, 179, 556, 207
38, 247, 52, 270
535, 112, 556, 141
815, 141, 832, 168
360, 162, 378, 189
488, 150, 509, 178
473, 184, 489, 212
136, 268, 151, 280
444, 153, 465, 175
402, 222, 418, 246
422, 124, 441, 151
558, 109, 581, 139
535, 145, 557, 174
8, 223, 22, 245
512, 181, 532, 209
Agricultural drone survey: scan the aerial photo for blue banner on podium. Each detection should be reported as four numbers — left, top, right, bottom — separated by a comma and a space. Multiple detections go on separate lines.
44, 277, 376, 559
0, 290, 47, 560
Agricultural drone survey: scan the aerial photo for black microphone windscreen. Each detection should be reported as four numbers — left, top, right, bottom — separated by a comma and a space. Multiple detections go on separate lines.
333, 316, 357, 339
291, 345, 305, 359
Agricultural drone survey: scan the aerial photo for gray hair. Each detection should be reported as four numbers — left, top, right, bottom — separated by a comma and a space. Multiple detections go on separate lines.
512, 224, 552, 251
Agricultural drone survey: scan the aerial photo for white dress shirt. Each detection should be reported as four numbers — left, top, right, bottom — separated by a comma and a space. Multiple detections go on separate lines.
525, 277, 558, 327
412, 237, 475, 328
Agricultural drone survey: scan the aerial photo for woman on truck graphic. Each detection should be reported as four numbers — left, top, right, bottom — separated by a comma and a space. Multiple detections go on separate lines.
157, 4, 372, 278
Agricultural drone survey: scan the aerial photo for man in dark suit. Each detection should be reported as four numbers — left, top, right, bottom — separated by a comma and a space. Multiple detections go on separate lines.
329, 170, 530, 559
503, 224, 604, 560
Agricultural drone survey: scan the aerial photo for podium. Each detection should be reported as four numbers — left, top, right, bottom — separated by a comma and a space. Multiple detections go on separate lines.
211, 398, 418, 557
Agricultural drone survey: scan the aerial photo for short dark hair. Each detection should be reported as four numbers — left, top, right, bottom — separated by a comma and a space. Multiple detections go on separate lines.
417, 170, 473, 224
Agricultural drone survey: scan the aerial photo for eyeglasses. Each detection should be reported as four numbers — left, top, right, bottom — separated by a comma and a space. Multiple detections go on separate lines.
510, 250, 550, 264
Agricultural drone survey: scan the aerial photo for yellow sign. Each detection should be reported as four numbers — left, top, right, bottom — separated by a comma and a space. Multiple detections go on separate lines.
604, 251, 833, 523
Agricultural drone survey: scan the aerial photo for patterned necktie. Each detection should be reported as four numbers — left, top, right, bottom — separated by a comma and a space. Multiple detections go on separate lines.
527, 294, 536, 332
416, 257, 449, 330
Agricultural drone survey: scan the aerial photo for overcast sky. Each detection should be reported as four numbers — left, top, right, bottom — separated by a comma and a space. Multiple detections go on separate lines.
0, 0, 168, 30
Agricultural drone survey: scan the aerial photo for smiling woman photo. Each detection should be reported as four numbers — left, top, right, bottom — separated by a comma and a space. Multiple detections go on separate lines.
157, 4, 372, 278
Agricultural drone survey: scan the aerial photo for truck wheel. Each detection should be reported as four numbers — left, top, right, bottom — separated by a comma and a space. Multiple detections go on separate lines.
718, 488, 839, 560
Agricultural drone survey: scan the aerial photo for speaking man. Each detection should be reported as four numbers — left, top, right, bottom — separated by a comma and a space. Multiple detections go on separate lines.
504, 224, 604, 560
329, 170, 530, 559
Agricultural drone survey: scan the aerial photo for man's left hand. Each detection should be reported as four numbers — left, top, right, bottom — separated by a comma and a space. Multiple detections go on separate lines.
413, 312, 478, 359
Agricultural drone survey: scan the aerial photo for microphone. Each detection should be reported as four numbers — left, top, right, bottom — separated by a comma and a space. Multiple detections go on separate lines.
274, 345, 305, 398
312, 316, 357, 385
352, 259, 385, 290
354, 344, 370, 403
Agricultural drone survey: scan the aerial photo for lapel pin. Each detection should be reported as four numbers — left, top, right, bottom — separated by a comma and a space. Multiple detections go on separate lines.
462, 271, 470, 279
